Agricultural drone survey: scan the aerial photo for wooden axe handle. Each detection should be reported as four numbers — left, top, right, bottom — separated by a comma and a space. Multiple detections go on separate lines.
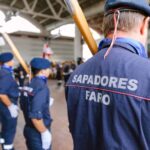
64, 0, 98, 55
1, 32, 30, 74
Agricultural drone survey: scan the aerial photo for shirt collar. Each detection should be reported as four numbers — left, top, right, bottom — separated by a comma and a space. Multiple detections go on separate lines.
36, 75, 48, 83
1, 64, 14, 74
98, 37, 147, 58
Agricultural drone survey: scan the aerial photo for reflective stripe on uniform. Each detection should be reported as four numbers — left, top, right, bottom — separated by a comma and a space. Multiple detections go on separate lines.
3, 144, 13, 149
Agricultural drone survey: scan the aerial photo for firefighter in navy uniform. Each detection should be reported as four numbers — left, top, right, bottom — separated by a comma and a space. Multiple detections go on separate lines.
20, 57, 52, 150
65, 0, 150, 150
0, 57, 4, 147
0, 52, 19, 150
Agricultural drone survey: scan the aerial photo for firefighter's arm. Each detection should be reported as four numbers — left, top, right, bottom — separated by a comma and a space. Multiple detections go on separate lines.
32, 119, 52, 149
0, 94, 19, 118
31, 119, 47, 132
0, 94, 12, 106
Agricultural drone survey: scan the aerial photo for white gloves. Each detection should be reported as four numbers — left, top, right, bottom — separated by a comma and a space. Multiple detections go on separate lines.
8, 103, 19, 118
0, 138, 4, 144
41, 130, 52, 150
49, 97, 54, 107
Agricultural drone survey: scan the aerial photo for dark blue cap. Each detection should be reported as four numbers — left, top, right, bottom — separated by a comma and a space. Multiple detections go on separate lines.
105, 0, 150, 16
30, 57, 51, 70
0, 52, 14, 63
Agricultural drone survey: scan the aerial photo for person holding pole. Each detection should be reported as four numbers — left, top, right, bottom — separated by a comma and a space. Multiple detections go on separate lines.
65, 0, 150, 149
0, 52, 19, 150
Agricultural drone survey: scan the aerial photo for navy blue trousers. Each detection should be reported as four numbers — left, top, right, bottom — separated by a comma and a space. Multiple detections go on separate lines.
0, 103, 17, 150
24, 126, 51, 150
0, 103, 17, 144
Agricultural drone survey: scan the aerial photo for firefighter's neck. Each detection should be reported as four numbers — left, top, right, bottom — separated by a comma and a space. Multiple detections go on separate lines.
107, 30, 145, 47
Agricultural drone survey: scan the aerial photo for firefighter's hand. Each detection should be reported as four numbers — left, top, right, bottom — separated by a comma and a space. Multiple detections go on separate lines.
8, 103, 19, 118
41, 129, 52, 149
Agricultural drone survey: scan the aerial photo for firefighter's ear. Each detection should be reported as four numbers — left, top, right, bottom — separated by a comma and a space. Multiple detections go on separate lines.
140, 17, 149, 35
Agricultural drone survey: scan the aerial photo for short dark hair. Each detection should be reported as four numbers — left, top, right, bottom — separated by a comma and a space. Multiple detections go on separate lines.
103, 11, 145, 36
31, 67, 41, 76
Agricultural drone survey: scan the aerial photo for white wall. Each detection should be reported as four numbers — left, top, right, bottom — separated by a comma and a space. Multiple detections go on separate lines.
0, 35, 74, 65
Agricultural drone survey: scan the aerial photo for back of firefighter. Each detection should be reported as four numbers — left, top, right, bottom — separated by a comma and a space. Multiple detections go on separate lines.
65, 0, 150, 149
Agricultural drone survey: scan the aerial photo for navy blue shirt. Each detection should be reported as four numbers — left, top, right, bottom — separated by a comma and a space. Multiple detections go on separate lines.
21, 77, 52, 128
0, 67, 19, 104
66, 40, 150, 150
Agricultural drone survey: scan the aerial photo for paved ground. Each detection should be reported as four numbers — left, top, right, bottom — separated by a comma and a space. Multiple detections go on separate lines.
0, 80, 73, 150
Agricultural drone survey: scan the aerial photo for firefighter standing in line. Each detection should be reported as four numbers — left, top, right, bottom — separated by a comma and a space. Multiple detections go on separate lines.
20, 57, 52, 150
0, 52, 19, 150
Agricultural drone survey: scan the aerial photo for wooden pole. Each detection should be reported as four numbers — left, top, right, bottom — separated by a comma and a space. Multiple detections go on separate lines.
64, 0, 98, 55
1, 32, 30, 74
